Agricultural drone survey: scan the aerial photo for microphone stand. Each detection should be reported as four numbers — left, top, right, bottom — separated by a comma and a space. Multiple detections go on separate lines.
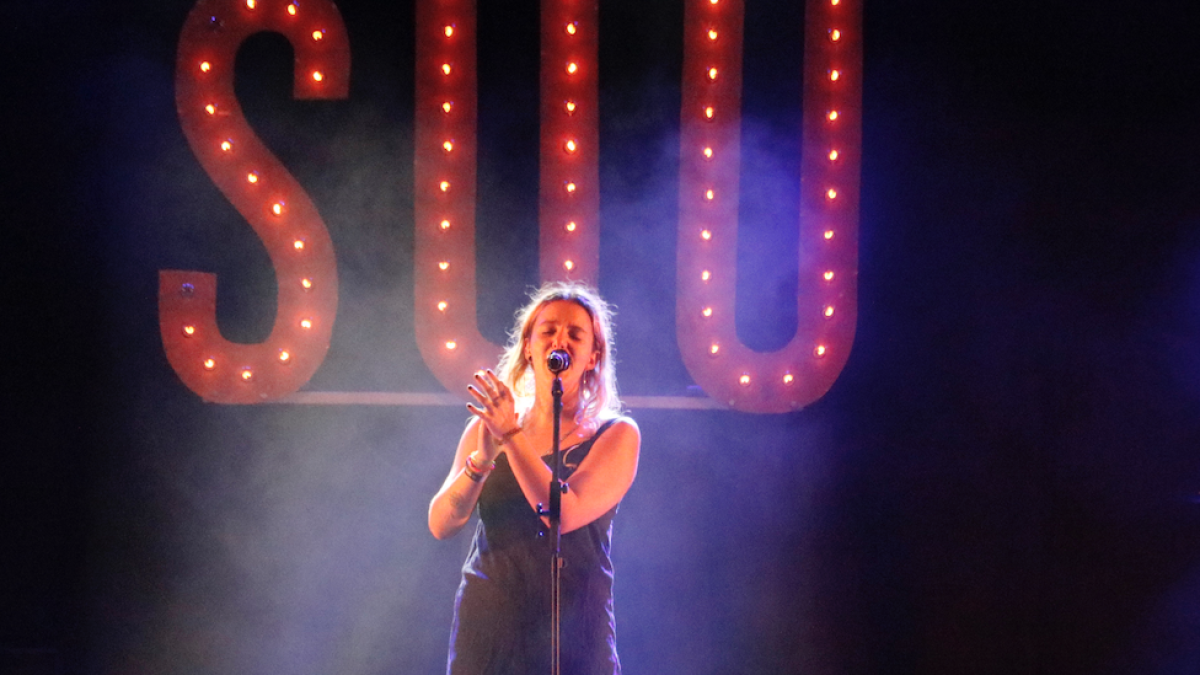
538, 371, 566, 675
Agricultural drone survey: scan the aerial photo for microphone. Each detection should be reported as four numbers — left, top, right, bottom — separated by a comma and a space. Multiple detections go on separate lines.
547, 349, 571, 374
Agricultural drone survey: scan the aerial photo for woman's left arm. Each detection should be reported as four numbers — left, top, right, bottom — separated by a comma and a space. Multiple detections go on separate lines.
504, 417, 640, 533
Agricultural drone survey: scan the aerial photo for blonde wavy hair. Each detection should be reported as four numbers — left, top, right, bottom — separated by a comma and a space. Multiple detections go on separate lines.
496, 281, 623, 424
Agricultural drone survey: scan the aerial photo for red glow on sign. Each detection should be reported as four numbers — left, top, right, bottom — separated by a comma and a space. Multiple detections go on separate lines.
676, 0, 861, 412
162, 0, 349, 404
165, 0, 860, 413
413, 0, 602, 394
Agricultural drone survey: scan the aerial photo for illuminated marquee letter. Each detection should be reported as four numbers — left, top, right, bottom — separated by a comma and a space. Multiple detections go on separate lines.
677, 0, 862, 413
414, 0, 601, 393
162, 0, 350, 403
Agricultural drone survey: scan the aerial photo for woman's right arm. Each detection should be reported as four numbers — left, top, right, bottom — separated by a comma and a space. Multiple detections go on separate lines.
428, 418, 489, 540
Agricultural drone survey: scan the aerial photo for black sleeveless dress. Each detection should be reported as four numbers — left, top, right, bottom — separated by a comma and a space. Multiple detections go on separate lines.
447, 419, 622, 675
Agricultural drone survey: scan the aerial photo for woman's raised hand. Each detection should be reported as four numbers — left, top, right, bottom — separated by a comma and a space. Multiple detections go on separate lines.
466, 370, 519, 441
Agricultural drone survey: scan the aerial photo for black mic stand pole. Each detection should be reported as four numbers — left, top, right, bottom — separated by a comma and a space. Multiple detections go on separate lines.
538, 372, 566, 675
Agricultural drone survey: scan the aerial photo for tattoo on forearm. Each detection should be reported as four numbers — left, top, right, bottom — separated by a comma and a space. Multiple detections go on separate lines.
448, 490, 470, 515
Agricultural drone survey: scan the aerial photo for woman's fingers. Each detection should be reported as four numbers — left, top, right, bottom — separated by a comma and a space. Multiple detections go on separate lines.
473, 371, 501, 401
482, 369, 502, 389
466, 384, 489, 405
468, 384, 501, 411
486, 371, 517, 405
467, 380, 509, 417
466, 371, 516, 438
472, 370, 515, 407
478, 369, 510, 396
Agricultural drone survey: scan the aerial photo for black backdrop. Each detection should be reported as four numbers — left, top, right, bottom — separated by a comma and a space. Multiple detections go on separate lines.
5, 1, 1200, 673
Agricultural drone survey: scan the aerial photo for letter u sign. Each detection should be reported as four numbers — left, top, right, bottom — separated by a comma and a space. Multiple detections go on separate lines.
162, 0, 860, 414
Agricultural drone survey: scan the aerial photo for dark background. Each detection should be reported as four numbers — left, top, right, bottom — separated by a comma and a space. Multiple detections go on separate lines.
5, 0, 1200, 673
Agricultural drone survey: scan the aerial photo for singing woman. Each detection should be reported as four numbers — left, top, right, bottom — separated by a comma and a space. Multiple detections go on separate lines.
429, 282, 640, 675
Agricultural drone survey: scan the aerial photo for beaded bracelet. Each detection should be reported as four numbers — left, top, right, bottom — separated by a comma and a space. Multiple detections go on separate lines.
463, 464, 485, 483
466, 453, 496, 473
464, 453, 495, 483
